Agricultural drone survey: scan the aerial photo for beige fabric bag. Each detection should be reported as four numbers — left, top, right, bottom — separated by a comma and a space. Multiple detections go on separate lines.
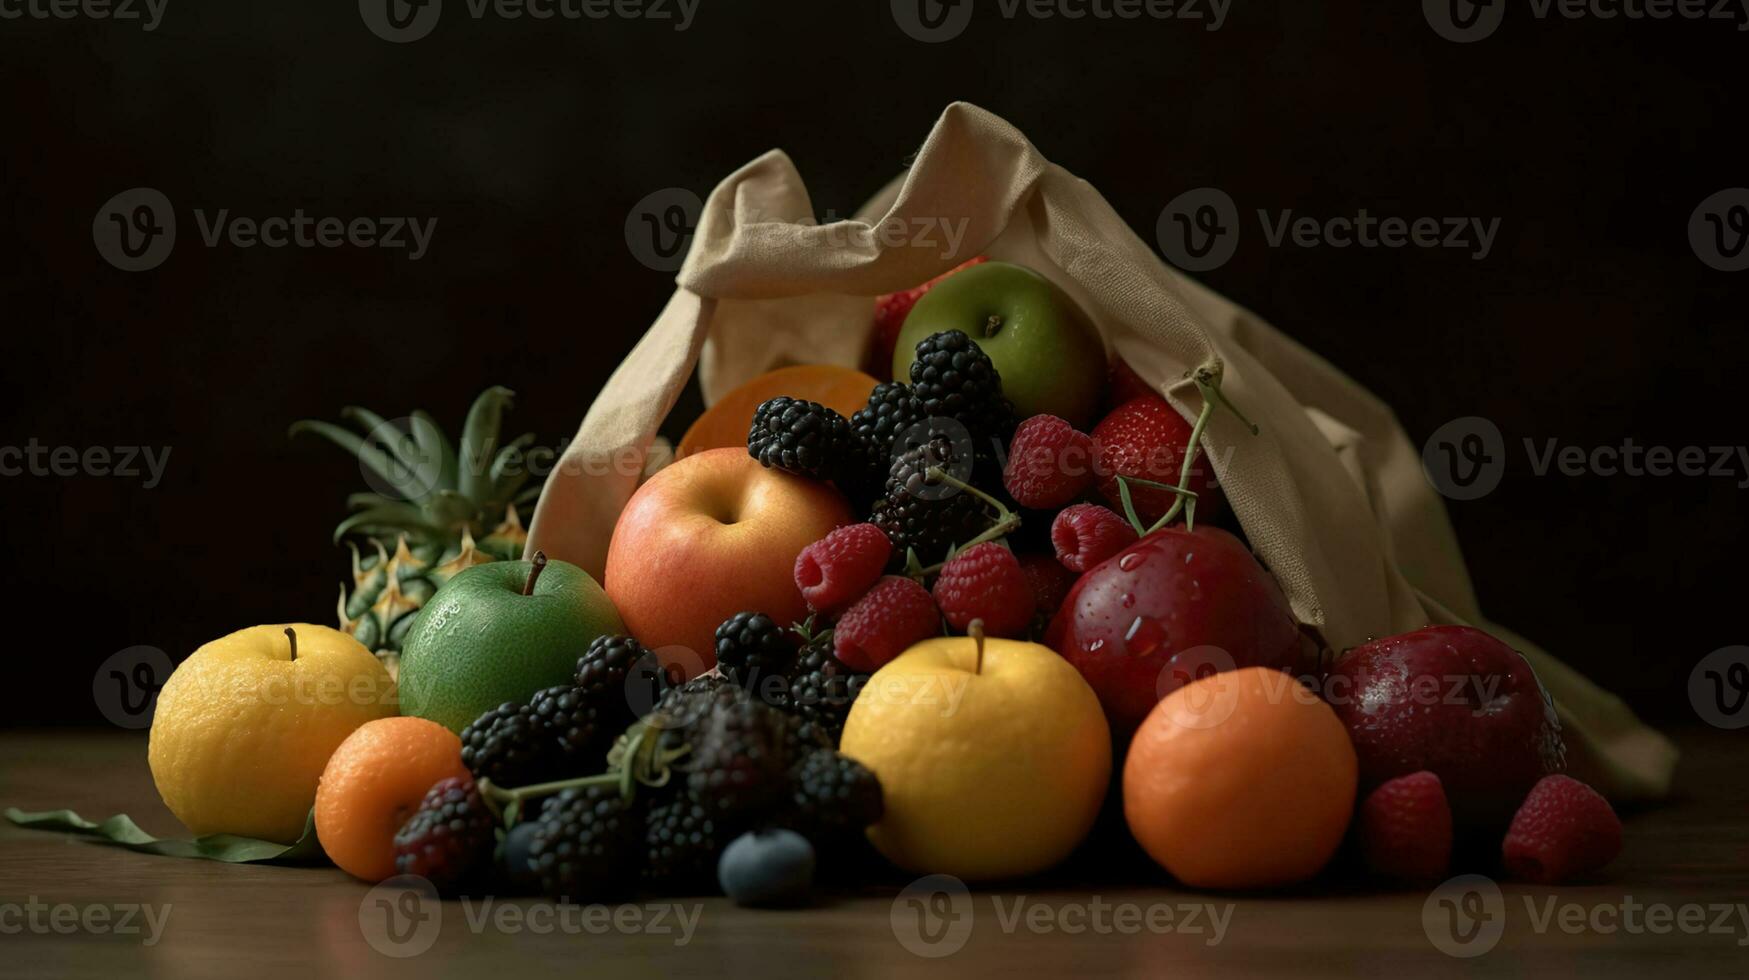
527, 102, 1676, 802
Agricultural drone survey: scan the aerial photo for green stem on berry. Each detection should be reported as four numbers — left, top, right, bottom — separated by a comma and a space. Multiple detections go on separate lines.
1115, 476, 1198, 539
917, 466, 1022, 575
969, 619, 986, 675
476, 721, 693, 828
283, 628, 298, 663
522, 551, 548, 596
1135, 358, 1259, 536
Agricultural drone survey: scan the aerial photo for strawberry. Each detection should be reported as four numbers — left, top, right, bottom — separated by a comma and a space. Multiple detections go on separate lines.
1107, 358, 1155, 409
1090, 395, 1223, 525
1502, 775, 1622, 883
863, 256, 988, 379
1357, 771, 1453, 881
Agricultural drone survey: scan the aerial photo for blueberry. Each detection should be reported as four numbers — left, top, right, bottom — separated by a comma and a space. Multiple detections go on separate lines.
498, 820, 543, 893
717, 829, 815, 907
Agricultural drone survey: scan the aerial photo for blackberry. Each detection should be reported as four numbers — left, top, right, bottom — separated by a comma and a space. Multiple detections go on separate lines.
780, 750, 884, 843
647, 674, 732, 762
393, 776, 497, 892
872, 437, 1000, 567
906, 330, 1015, 443
574, 634, 649, 725
686, 689, 793, 821
529, 785, 642, 900
643, 795, 727, 887
849, 381, 924, 463
789, 668, 869, 748
714, 612, 796, 707
461, 701, 559, 788
747, 397, 866, 483
529, 684, 610, 775
790, 630, 849, 680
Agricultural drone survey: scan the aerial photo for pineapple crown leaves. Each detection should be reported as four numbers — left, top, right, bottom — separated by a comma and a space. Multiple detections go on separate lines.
290, 385, 540, 545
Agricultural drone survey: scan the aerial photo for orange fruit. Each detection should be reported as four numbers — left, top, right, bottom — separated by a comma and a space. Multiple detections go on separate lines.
314, 716, 468, 882
678, 365, 879, 457
1123, 666, 1357, 889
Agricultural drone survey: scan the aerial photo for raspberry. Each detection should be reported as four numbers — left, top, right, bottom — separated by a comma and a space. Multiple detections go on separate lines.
794, 524, 892, 614
1356, 771, 1452, 881
1017, 553, 1076, 622
714, 612, 797, 704
833, 576, 941, 673
392, 776, 496, 892
1051, 503, 1139, 573
747, 396, 870, 484
932, 542, 1033, 638
1003, 415, 1095, 509
1091, 395, 1223, 524
1502, 775, 1622, 884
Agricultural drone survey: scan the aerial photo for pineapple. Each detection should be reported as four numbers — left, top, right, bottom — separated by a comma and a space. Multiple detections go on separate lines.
291, 386, 539, 678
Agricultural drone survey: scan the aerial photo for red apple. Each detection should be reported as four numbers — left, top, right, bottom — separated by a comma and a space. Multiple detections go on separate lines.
605, 448, 850, 678
1325, 625, 1566, 832
1045, 525, 1307, 737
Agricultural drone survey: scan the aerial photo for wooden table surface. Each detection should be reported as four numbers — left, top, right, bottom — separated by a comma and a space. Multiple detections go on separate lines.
2, 727, 1743, 979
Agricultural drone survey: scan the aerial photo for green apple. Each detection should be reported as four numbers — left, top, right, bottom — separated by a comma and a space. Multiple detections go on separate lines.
894, 261, 1107, 428
397, 553, 624, 732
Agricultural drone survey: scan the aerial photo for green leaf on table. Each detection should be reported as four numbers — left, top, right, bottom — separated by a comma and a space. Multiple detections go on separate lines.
4, 806, 328, 865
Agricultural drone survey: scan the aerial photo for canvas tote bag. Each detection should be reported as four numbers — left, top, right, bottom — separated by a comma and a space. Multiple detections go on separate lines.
527, 102, 1676, 803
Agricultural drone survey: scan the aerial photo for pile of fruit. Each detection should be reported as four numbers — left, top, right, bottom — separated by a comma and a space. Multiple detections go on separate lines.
32, 258, 1626, 905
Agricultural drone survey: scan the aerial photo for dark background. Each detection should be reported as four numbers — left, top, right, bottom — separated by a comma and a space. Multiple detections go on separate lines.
1, 2, 1740, 726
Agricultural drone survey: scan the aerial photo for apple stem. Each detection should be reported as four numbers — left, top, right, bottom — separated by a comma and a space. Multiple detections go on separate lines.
982, 314, 1004, 339
969, 619, 986, 675
284, 627, 298, 662
523, 551, 548, 596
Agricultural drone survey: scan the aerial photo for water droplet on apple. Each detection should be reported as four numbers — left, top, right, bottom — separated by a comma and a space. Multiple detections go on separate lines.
1120, 592, 1136, 609
1085, 638, 1106, 654
1118, 552, 1145, 572
1124, 616, 1167, 658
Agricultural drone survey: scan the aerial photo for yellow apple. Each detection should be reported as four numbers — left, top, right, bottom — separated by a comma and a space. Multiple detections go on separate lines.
839, 631, 1111, 881
148, 623, 396, 843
